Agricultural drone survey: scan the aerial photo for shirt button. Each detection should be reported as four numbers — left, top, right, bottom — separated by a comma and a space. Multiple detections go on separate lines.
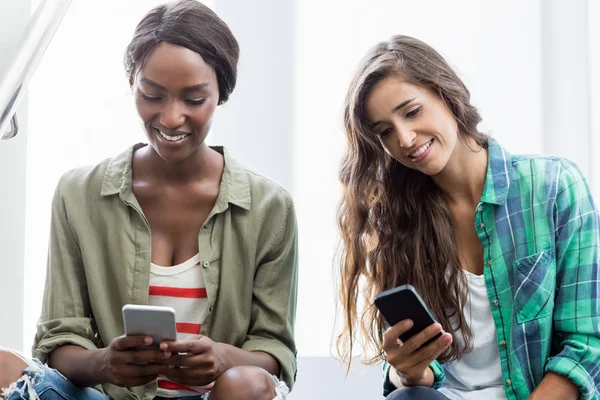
477, 205, 483, 212
505, 379, 512, 386
202, 261, 210, 268
492, 299, 499, 307
499, 340, 506, 347
487, 260, 492, 266
478, 223, 486, 229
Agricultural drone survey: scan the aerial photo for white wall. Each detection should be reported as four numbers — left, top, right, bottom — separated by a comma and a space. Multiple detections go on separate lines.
0, 0, 30, 352
212, 0, 294, 190
541, 0, 592, 180
590, 0, 600, 200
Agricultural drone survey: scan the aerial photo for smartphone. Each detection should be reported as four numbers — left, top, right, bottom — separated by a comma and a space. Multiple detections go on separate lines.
122, 304, 177, 347
374, 284, 443, 346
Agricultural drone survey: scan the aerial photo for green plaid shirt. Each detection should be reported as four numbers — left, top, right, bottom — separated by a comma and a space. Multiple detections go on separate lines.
383, 138, 600, 399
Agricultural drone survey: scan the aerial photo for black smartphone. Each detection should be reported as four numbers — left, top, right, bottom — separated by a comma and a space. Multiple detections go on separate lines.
374, 284, 443, 346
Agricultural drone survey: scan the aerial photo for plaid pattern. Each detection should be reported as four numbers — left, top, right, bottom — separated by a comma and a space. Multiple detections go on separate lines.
383, 138, 600, 399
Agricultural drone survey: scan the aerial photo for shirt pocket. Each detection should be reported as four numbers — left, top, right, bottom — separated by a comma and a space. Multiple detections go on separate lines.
512, 248, 556, 324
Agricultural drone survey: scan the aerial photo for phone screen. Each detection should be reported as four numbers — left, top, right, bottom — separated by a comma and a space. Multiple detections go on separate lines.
374, 284, 442, 345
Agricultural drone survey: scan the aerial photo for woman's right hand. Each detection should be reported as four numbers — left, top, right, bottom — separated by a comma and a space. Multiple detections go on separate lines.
383, 319, 452, 387
96, 335, 173, 387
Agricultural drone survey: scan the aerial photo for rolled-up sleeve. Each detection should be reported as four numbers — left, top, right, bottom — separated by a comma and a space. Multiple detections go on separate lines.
546, 160, 600, 399
241, 197, 299, 389
33, 173, 100, 363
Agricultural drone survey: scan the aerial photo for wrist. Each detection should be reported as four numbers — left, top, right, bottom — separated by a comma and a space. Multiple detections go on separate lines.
214, 342, 233, 376
394, 366, 433, 387
91, 348, 108, 384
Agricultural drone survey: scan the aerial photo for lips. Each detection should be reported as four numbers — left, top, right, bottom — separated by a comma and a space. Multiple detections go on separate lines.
408, 139, 433, 158
153, 127, 191, 143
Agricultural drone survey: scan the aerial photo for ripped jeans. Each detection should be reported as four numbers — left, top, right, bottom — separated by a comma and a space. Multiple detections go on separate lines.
2, 359, 106, 400
2, 359, 289, 400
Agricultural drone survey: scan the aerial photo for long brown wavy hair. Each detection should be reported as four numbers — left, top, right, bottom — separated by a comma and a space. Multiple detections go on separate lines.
336, 35, 488, 368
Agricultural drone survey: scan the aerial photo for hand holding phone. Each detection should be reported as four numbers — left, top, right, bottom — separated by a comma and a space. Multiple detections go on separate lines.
98, 334, 172, 387
94, 305, 179, 387
374, 285, 453, 386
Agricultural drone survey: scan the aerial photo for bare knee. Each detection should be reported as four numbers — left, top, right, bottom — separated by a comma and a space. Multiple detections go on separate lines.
0, 349, 29, 392
210, 366, 276, 400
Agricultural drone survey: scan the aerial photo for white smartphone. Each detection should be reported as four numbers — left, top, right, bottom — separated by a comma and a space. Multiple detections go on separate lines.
122, 304, 177, 347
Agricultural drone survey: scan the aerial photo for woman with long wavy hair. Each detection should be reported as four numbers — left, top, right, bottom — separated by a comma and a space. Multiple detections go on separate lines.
337, 35, 600, 400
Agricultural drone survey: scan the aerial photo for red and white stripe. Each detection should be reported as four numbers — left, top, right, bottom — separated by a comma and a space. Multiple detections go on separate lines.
149, 254, 213, 397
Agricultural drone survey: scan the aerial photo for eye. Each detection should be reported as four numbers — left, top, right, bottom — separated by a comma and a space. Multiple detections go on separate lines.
378, 127, 392, 138
186, 98, 206, 106
406, 106, 421, 118
140, 93, 162, 102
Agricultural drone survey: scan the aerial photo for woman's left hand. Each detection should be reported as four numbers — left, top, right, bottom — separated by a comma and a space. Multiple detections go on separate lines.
158, 335, 229, 386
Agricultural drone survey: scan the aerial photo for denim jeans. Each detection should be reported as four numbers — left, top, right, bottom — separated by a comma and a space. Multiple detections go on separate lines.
2, 359, 108, 400
2, 359, 288, 400
386, 386, 449, 400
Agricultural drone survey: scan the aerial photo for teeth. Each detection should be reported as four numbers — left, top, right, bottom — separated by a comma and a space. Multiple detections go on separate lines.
159, 130, 187, 142
410, 140, 432, 158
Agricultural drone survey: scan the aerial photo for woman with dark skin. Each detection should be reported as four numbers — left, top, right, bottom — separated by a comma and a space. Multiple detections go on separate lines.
0, 1, 297, 399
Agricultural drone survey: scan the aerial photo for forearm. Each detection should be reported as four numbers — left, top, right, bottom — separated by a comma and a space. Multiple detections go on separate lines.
48, 345, 106, 388
528, 372, 579, 400
218, 343, 279, 376
389, 365, 434, 388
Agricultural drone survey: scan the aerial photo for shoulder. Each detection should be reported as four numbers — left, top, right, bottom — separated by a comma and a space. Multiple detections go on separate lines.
241, 167, 296, 234
222, 151, 297, 249
246, 168, 294, 211
222, 147, 295, 217
55, 145, 136, 201
509, 153, 592, 211
54, 157, 112, 201
511, 153, 587, 186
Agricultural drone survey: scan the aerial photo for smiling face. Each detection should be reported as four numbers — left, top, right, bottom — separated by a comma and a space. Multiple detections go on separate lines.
365, 76, 460, 176
133, 41, 220, 163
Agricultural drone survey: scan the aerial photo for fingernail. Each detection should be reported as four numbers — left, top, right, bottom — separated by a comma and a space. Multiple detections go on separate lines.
405, 320, 413, 328
168, 364, 175, 369
145, 337, 152, 344
164, 351, 171, 358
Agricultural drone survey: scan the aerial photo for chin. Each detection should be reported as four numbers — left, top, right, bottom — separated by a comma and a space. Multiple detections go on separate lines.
409, 161, 445, 176
426, 161, 448, 176
152, 146, 190, 164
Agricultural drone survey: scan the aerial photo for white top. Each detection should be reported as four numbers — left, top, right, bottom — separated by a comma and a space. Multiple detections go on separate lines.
148, 254, 212, 397
438, 271, 507, 400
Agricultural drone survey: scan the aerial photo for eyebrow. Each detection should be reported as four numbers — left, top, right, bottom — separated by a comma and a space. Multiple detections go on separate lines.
371, 98, 416, 128
140, 77, 209, 93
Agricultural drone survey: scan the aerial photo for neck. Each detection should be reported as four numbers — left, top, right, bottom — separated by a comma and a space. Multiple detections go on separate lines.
432, 137, 488, 206
138, 142, 219, 185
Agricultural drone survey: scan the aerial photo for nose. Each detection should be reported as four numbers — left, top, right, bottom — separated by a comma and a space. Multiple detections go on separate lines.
396, 125, 416, 148
159, 100, 186, 129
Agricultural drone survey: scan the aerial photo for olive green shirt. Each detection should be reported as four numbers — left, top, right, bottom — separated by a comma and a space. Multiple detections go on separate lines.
33, 144, 299, 399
